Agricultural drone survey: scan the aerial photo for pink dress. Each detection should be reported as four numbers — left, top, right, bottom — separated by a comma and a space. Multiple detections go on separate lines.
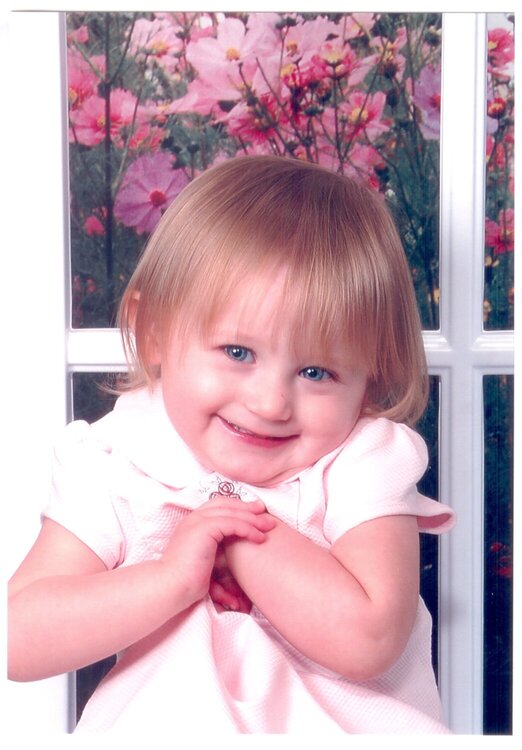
44, 386, 455, 734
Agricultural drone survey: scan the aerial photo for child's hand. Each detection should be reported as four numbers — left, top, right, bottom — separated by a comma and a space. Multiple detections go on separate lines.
160, 497, 275, 613
210, 545, 252, 613
7, 501, 273, 681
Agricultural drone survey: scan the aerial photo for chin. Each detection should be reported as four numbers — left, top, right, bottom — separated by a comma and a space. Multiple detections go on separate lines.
209, 458, 265, 485
223, 469, 270, 486
221, 464, 293, 488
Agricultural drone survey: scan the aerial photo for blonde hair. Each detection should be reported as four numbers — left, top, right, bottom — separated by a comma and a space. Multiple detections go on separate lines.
119, 155, 428, 425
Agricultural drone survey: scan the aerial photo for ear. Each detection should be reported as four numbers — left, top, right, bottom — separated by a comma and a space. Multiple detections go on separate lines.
125, 290, 140, 332
125, 291, 162, 366
147, 330, 162, 366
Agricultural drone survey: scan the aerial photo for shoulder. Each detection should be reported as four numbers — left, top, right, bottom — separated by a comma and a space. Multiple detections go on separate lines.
45, 405, 134, 570
329, 417, 428, 477
54, 384, 204, 489
322, 417, 455, 542
48, 387, 156, 518
53, 387, 150, 451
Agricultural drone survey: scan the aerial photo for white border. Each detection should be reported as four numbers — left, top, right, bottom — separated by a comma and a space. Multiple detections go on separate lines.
1, 8, 517, 740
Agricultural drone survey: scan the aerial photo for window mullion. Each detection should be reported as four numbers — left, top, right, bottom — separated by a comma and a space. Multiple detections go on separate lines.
438, 12, 488, 734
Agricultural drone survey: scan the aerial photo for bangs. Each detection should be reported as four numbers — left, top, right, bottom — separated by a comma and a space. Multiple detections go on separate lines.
169, 247, 376, 375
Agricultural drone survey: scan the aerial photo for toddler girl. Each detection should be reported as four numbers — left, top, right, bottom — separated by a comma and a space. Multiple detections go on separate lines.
9, 156, 455, 734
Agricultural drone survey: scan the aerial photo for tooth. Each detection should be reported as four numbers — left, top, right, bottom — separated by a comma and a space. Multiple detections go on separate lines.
228, 420, 254, 436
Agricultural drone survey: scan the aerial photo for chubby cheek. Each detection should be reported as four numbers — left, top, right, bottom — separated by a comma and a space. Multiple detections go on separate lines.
165, 368, 225, 421
187, 370, 228, 408
313, 397, 364, 442
328, 409, 359, 442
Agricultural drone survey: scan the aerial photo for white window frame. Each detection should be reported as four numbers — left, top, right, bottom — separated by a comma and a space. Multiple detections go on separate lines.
4, 10, 517, 735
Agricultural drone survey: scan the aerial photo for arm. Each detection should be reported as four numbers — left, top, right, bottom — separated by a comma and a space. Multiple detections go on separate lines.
8, 498, 275, 681
224, 513, 420, 681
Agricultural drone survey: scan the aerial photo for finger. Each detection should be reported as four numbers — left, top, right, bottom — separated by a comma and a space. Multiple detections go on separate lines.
203, 497, 268, 514
222, 507, 276, 531
208, 580, 240, 611
233, 589, 253, 614
198, 508, 276, 538
209, 520, 268, 545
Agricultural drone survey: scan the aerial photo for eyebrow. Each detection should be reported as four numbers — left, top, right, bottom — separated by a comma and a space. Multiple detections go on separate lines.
208, 328, 252, 342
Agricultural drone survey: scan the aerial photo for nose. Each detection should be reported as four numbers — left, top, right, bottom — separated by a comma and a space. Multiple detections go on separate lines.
243, 371, 292, 422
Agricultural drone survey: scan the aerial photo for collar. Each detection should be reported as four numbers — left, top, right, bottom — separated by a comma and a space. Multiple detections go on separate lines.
102, 384, 208, 489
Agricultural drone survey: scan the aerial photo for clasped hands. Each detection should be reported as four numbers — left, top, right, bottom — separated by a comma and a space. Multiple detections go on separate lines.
163, 493, 275, 615
209, 544, 252, 613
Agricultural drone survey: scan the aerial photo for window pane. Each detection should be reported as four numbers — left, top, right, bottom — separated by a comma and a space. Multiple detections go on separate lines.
483, 374, 513, 734
66, 11, 441, 329
72, 371, 120, 423
416, 376, 440, 679
483, 14, 514, 331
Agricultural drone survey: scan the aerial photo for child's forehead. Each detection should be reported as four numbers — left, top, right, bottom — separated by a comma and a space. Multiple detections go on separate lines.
218, 268, 287, 319
203, 270, 352, 362
208, 268, 302, 336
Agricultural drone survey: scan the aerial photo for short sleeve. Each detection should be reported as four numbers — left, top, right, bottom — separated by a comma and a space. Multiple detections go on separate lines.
43, 420, 126, 569
323, 418, 455, 545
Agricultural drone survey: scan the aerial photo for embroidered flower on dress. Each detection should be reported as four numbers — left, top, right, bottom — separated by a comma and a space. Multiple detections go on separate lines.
199, 475, 247, 501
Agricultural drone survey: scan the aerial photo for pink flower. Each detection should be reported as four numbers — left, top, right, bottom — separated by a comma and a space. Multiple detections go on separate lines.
485, 208, 514, 255
313, 137, 382, 188
67, 49, 100, 109
280, 16, 340, 68
186, 17, 278, 95
153, 11, 215, 42
487, 138, 513, 185
310, 44, 372, 86
166, 77, 230, 116
345, 144, 383, 188
69, 88, 145, 147
487, 27, 514, 72
126, 17, 184, 74
85, 278, 97, 294
276, 16, 372, 89
486, 134, 496, 164
369, 28, 408, 80
84, 215, 105, 236
338, 91, 389, 141
68, 24, 89, 45
344, 13, 375, 39
114, 153, 189, 234
413, 66, 441, 140
127, 123, 165, 152
223, 93, 291, 146
170, 17, 280, 116
489, 541, 512, 578
487, 96, 507, 119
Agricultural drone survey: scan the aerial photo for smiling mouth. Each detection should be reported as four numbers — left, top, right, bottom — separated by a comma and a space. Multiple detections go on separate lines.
219, 416, 295, 444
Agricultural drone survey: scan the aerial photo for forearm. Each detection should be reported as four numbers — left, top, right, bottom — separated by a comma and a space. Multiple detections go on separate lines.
8, 560, 190, 681
224, 519, 413, 680
9, 498, 275, 682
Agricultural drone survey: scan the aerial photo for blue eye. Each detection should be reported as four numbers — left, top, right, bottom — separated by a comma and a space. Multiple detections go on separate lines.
299, 366, 333, 382
224, 345, 254, 363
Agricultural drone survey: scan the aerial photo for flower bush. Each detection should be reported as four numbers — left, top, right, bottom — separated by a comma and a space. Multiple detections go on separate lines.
483, 17, 515, 330
67, 11, 445, 328
67, 11, 514, 332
